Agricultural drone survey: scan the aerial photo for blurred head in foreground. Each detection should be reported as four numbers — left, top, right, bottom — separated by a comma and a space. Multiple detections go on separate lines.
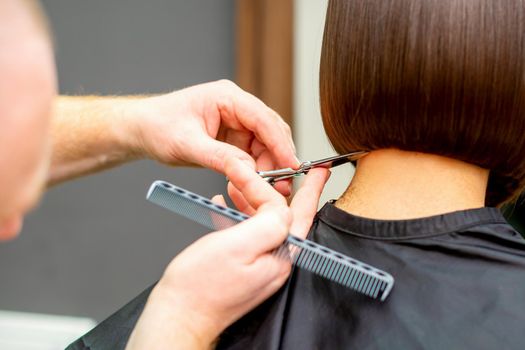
0, 0, 56, 240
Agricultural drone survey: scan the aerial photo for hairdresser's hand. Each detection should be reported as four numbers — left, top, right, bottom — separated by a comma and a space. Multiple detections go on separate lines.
226, 149, 330, 239
126, 158, 329, 350
125, 80, 298, 195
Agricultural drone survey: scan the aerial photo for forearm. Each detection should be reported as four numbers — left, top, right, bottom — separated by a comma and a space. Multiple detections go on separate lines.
47, 80, 300, 186
126, 285, 218, 350
48, 95, 143, 186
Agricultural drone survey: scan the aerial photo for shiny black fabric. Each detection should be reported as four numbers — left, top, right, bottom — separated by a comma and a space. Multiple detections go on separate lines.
66, 285, 154, 350
218, 203, 525, 349
67, 203, 525, 349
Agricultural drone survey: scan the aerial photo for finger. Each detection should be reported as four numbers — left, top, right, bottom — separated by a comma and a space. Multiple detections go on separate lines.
225, 157, 286, 210
209, 194, 229, 229
217, 81, 300, 170
211, 194, 227, 207
222, 128, 254, 154
289, 168, 331, 239
227, 182, 256, 215
250, 138, 266, 159
254, 149, 292, 197
189, 137, 256, 174
272, 179, 292, 198
247, 254, 291, 293
217, 206, 291, 258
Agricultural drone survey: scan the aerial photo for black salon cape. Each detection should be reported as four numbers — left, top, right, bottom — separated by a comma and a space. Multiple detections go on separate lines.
67, 203, 525, 350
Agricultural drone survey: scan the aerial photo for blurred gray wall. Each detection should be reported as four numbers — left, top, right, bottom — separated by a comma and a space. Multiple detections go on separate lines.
0, 0, 234, 321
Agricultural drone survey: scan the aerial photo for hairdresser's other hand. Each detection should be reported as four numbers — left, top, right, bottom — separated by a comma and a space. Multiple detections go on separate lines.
125, 80, 298, 195
126, 158, 329, 350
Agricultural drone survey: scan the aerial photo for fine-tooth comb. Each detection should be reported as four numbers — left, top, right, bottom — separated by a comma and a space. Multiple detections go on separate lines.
146, 180, 394, 301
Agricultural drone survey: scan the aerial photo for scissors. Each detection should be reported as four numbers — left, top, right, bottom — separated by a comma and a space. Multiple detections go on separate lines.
258, 151, 368, 185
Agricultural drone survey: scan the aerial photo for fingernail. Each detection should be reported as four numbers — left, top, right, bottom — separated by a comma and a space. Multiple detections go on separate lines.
294, 155, 301, 166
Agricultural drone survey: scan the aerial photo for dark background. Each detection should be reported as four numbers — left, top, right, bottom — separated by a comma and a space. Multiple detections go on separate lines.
0, 0, 234, 321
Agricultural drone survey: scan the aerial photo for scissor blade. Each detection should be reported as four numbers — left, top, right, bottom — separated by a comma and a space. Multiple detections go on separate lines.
305, 151, 368, 169
257, 151, 368, 184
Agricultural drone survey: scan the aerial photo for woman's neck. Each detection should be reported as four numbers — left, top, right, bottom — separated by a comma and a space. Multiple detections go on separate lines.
335, 149, 489, 220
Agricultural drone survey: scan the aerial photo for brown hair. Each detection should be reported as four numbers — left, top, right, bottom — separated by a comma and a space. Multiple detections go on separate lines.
320, 0, 525, 207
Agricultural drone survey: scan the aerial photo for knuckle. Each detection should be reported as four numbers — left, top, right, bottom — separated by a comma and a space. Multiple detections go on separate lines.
268, 206, 291, 233
207, 146, 226, 171
217, 79, 237, 90
283, 122, 292, 136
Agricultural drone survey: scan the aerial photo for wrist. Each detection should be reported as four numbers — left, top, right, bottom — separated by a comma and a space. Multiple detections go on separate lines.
108, 96, 149, 161
147, 283, 220, 347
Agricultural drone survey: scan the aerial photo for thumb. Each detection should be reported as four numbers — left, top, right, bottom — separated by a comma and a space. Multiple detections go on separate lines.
191, 138, 255, 174
215, 206, 291, 259
289, 168, 331, 238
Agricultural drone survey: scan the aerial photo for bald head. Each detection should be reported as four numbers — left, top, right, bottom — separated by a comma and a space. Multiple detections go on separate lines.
0, 0, 56, 240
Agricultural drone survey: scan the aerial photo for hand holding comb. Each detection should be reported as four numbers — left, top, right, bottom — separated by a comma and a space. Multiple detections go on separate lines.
146, 180, 394, 301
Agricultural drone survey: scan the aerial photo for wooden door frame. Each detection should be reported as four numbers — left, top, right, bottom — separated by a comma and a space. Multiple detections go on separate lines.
235, 0, 294, 126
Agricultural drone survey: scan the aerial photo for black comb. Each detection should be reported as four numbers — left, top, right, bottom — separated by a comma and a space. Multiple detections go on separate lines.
147, 180, 394, 301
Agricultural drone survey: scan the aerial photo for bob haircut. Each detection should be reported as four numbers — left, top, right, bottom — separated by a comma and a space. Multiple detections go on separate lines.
320, 0, 525, 207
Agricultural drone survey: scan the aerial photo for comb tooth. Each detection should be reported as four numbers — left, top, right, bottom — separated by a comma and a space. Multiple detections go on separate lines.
367, 278, 380, 297
313, 253, 326, 273
291, 246, 302, 264
281, 244, 293, 261
278, 245, 288, 260
375, 282, 386, 298
272, 245, 286, 260
345, 268, 358, 287
351, 271, 364, 290
331, 263, 344, 284
358, 273, 369, 292
337, 266, 351, 285
297, 249, 311, 268
317, 256, 330, 276
376, 288, 385, 301
327, 259, 340, 279
320, 258, 335, 280
304, 250, 319, 271
322, 257, 335, 280
279, 242, 291, 260
369, 276, 382, 296
374, 280, 385, 298
318, 259, 330, 276
359, 274, 371, 293
338, 266, 351, 286
328, 258, 343, 281
336, 262, 348, 282
343, 267, 356, 286
323, 257, 335, 278
307, 252, 322, 273
354, 272, 364, 291
373, 281, 383, 298
290, 249, 301, 264
333, 266, 347, 285
343, 268, 357, 288
359, 276, 372, 294
315, 256, 329, 276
